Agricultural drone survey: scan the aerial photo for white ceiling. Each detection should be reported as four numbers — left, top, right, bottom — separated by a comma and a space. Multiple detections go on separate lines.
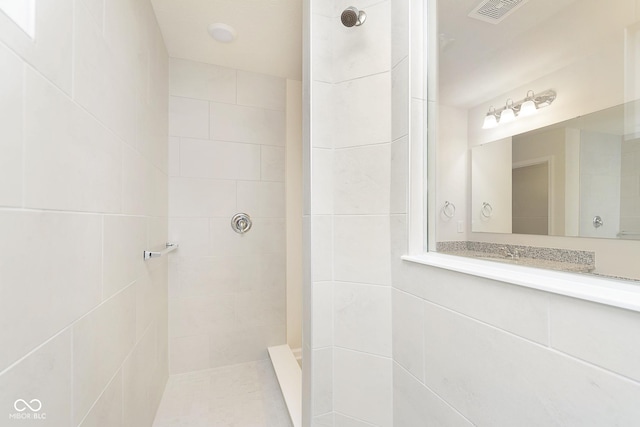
151, 0, 303, 80
438, 0, 633, 109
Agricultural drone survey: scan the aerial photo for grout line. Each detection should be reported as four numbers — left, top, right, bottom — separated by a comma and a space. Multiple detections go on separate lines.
0, 206, 165, 219
0, 280, 138, 378
332, 411, 377, 426
332, 345, 392, 360
393, 361, 475, 426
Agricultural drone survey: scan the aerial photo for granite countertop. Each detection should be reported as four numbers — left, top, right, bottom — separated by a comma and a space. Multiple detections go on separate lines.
440, 250, 595, 274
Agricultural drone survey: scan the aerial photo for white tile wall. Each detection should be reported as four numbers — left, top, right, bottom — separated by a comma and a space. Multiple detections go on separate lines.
420, 266, 550, 345
391, 0, 410, 68
392, 289, 424, 381
307, 1, 393, 424
169, 97, 210, 139
393, 363, 472, 427
332, 1, 390, 83
237, 70, 287, 111
550, 296, 640, 382
333, 413, 376, 427
312, 82, 335, 148
74, 2, 136, 144
168, 59, 288, 374
169, 58, 237, 103
312, 348, 333, 417
311, 14, 334, 83
169, 177, 236, 217
123, 325, 166, 427
103, 215, 148, 299
0, 0, 74, 94
0, 211, 102, 371
0, 1, 169, 425
72, 286, 137, 424
391, 58, 409, 141
311, 216, 333, 282
333, 72, 391, 148
333, 144, 391, 215
423, 301, 640, 425
333, 349, 393, 427
312, 281, 334, 349
210, 102, 285, 146
262, 146, 286, 181
333, 215, 391, 286
312, 148, 335, 215
390, 137, 409, 214
334, 282, 391, 356
25, 69, 122, 213
78, 372, 123, 427
179, 138, 261, 180
0, 44, 23, 207
0, 330, 73, 426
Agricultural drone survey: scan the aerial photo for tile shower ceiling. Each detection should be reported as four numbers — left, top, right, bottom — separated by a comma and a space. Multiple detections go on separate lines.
151, 0, 302, 80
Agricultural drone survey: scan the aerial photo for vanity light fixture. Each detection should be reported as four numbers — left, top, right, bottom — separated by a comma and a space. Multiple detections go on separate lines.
482, 106, 499, 129
519, 90, 537, 116
500, 99, 516, 123
481, 89, 557, 129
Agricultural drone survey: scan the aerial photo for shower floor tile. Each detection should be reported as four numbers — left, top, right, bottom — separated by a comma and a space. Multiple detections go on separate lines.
153, 359, 293, 427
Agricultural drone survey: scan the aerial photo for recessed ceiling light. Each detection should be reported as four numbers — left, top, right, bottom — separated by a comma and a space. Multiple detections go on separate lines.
207, 23, 237, 43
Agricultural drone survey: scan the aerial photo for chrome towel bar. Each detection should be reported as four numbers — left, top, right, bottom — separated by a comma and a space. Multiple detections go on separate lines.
144, 243, 178, 260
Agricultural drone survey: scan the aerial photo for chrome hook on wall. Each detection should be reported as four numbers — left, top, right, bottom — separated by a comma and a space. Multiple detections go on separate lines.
481, 202, 493, 218
442, 201, 456, 219
231, 213, 252, 234
593, 215, 603, 229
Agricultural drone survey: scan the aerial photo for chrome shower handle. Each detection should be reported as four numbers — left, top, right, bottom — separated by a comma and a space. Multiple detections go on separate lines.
231, 213, 252, 234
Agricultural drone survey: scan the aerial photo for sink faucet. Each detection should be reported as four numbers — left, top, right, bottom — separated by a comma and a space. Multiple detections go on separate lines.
501, 246, 519, 259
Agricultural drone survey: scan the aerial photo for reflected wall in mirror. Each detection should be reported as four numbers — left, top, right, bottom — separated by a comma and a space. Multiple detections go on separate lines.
471, 101, 640, 239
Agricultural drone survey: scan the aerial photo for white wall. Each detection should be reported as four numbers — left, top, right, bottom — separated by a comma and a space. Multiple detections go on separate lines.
471, 139, 512, 233
436, 106, 469, 241
579, 130, 622, 238
167, 58, 288, 374
0, 1, 169, 426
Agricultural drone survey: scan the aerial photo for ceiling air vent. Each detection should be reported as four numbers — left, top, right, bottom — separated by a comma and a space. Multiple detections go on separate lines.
468, 0, 530, 24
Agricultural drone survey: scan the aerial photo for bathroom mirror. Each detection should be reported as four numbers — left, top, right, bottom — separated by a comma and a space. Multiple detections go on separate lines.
436, 0, 640, 241
471, 100, 640, 239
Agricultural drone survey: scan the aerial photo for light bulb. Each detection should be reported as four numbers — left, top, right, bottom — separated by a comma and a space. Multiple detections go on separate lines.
500, 99, 516, 123
519, 90, 537, 116
483, 114, 498, 129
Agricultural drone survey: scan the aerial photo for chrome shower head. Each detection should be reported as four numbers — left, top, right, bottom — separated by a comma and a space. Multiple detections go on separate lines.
341, 6, 366, 27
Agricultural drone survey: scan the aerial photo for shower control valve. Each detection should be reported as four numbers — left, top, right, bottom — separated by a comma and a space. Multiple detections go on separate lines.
231, 213, 252, 234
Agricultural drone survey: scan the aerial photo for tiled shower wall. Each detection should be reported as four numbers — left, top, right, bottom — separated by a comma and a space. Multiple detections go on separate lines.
0, 1, 169, 426
168, 58, 287, 374
307, 0, 394, 425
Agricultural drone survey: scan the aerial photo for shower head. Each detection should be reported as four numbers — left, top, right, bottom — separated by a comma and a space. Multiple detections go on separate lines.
341, 6, 366, 27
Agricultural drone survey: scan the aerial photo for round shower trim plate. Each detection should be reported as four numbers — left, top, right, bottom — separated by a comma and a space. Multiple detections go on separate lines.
207, 23, 237, 43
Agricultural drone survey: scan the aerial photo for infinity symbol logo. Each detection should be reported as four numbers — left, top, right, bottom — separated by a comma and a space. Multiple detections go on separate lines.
14, 399, 42, 412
